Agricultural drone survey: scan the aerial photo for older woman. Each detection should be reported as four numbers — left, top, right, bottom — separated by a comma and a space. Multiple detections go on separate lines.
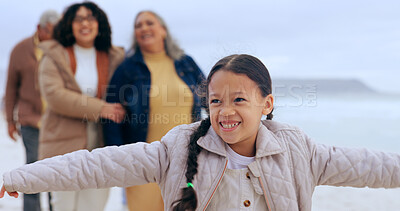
103, 11, 205, 211
38, 1, 125, 210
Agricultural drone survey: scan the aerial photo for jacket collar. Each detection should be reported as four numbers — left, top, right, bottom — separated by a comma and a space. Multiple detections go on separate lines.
254, 123, 286, 158
197, 122, 285, 158
127, 49, 146, 64
127, 49, 194, 73
197, 126, 226, 157
39, 39, 64, 54
39, 40, 73, 77
39, 40, 124, 74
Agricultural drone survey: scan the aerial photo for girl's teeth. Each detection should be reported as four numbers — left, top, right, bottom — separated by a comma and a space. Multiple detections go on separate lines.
222, 122, 239, 129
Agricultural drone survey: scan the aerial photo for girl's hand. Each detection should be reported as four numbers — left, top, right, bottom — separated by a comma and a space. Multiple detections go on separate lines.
0, 185, 19, 198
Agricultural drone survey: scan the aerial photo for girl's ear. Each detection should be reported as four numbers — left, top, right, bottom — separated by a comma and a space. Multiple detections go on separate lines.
262, 94, 274, 115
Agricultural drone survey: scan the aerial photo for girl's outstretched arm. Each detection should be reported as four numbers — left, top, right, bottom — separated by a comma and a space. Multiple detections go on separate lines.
2, 141, 169, 195
305, 131, 400, 188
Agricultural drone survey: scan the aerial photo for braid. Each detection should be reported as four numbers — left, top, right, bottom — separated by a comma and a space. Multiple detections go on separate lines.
172, 118, 211, 211
266, 108, 274, 120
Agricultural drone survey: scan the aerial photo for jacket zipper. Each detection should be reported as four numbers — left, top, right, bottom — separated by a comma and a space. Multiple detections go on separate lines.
202, 159, 228, 211
258, 177, 272, 211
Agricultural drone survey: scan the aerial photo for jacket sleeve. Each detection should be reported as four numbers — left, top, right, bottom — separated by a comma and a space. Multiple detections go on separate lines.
39, 55, 105, 121
102, 64, 126, 146
2, 140, 169, 194
4, 47, 20, 124
305, 131, 400, 188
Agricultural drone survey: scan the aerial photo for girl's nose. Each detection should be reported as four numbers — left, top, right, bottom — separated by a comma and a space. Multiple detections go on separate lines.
219, 106, 235, 116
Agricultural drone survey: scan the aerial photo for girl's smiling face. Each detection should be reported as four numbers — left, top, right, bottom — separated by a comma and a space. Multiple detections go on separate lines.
208, 70, 274, 157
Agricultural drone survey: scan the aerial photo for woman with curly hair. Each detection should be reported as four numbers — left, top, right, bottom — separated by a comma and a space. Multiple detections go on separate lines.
37, 1, 125, 210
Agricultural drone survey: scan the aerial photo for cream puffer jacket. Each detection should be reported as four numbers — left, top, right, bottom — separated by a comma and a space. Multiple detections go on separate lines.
3, 120, 400, 211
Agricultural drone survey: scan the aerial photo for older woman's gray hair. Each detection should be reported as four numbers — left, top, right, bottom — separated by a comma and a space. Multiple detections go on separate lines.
131, 10, 184, 61
39, 9, 60, 27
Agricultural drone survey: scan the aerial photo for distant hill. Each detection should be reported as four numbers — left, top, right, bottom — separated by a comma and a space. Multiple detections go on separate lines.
272, 78, 377, 96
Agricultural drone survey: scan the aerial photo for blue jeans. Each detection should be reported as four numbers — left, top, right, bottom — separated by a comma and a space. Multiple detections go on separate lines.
20, 126, 40, 211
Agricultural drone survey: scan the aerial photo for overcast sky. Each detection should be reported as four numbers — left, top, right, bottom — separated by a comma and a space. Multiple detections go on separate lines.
0, 0, 399, 94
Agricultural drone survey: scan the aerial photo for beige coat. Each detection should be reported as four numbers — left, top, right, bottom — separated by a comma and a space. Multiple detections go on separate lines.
37, 40, 124, 159
3, 120, 400, 210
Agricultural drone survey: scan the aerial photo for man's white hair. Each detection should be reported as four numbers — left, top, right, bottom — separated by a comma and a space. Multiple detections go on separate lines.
39, 9, 60, 27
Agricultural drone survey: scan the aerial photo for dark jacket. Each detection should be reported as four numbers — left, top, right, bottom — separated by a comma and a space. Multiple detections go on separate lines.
103, 50, 205, 146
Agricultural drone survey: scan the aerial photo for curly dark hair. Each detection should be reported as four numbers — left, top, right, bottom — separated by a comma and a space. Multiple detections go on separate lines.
53, 1, 112, 52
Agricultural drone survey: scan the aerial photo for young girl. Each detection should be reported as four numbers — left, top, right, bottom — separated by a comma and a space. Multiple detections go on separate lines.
2, 54, 400, 211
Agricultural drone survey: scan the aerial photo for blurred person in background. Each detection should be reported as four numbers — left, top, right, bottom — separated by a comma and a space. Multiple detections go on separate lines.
103, 10, 205, 211
4, 9, 60, 211
37, 1, 125, 210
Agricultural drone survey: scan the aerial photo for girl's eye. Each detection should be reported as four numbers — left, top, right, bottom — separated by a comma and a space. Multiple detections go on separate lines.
210, 99, 221, 104
234, 98, 246, 102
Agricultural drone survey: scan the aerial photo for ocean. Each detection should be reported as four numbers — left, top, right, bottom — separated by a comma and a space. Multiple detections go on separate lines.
274, 94, 400, 210
274, 94, 400, 152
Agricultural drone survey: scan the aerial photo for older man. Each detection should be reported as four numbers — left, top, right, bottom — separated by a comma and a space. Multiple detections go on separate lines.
4, 10, 60, 211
